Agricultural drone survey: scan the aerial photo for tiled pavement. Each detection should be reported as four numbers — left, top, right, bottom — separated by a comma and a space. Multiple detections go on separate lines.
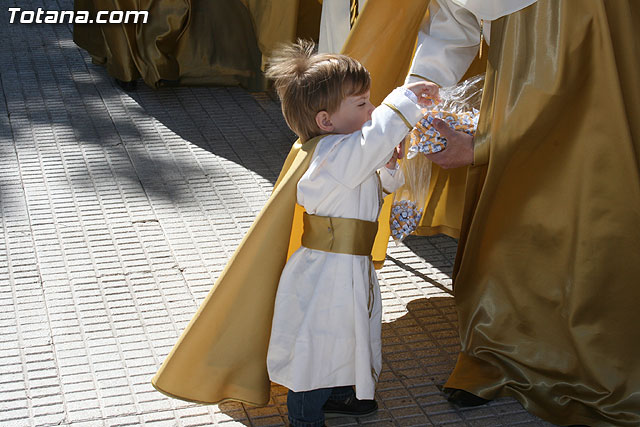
1, 1, 555, 426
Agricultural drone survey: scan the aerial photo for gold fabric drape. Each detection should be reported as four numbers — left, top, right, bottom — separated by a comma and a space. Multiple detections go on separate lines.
73, 0, 321, 90
444, 1, 640, 426
340, 0, 488, 267
152, 136, 323, 405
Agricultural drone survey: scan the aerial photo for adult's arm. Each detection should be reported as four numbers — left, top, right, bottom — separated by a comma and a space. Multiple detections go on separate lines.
405, 0, 482, 87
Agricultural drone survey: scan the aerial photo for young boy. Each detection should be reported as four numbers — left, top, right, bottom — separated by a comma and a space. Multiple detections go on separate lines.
265, 40, 437, 427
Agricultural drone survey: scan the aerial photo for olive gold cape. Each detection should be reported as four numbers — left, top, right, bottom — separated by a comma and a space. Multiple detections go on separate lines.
152, 136, 322, 405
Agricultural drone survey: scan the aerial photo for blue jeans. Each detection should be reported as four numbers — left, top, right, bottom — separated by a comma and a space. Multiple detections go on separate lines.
287, 386, 354, 427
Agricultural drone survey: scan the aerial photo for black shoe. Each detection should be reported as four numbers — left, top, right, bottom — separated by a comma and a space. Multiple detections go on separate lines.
445, 388, 490, 407
157, 79, 180, 87
115, 78, 137, 92
322, 395, 378, 418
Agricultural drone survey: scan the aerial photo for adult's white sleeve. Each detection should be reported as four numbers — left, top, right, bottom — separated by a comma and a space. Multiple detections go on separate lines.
405, 0, 481, 87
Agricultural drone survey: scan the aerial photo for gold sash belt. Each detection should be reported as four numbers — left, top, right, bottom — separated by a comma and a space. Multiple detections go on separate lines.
301, 212, 378, 256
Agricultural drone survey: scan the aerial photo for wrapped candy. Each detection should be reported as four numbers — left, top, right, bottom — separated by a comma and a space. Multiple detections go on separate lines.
390, 199, 423, 241
407, 74, 485, 159
408, 109, 479, 158
389, 147, 431, 243
390, 74, 485, 243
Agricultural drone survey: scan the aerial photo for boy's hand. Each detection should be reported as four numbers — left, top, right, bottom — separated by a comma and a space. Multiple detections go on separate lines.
385, 139, 405, 169
405, 81, 440, 106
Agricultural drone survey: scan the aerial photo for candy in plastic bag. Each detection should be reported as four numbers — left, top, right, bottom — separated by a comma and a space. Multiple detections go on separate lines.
407, 74, 484, 159
389, 145, 431, 243
390, 74, 485, 242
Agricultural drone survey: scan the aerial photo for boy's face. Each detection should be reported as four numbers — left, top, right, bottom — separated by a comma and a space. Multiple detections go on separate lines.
328, 91, 374, 135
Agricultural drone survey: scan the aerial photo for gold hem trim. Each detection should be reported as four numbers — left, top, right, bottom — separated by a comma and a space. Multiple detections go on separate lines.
382, 103, 412, 129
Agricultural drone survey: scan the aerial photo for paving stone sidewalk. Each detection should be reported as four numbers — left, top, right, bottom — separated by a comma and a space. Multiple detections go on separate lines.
0, 1, 554, 426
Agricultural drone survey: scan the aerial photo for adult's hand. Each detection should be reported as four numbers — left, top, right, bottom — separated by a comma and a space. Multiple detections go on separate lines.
425, 118, 474, 169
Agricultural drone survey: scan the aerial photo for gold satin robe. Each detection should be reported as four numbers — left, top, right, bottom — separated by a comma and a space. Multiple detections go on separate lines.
441, 1, 640, 426
343, 1, 640, 424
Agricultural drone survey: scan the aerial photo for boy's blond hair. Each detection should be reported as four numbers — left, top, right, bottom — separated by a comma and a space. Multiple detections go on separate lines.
265, 39, 371, 141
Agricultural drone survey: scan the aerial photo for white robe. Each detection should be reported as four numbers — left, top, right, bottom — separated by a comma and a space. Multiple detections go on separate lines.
267, 88, 424, 399
318, 0, 370, 54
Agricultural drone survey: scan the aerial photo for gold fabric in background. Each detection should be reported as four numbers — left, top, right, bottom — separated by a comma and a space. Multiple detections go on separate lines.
445, 1, 640, 425
73, 0, 321, 90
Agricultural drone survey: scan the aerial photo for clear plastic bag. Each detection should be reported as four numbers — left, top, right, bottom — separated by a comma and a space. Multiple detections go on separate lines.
390, 145, 431, 242
390, 74, 485, 243
407, 74, 485, 159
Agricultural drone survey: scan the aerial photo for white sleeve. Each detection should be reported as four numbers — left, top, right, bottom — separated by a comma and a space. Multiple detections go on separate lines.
379, 166, 405, 195
318, 0, 370, 53
405, 0, 481, 87
323, 88, 424, 189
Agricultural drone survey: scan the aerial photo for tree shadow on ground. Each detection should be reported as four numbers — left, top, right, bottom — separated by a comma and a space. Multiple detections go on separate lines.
3, 13, 298, 210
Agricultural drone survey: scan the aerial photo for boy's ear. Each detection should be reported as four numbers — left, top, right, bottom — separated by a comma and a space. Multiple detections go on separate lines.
315, 111, 334, 133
